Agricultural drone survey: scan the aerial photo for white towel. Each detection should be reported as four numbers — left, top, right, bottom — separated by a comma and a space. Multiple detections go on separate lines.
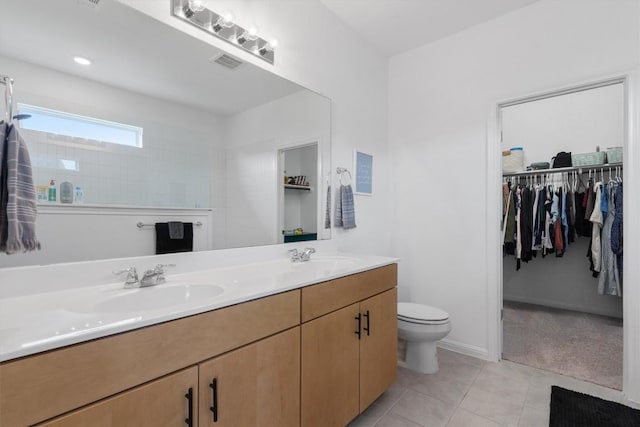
0, 124, 40, 253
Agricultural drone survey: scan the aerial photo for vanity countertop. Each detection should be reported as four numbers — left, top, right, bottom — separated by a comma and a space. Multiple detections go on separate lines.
0, 253, 398, 362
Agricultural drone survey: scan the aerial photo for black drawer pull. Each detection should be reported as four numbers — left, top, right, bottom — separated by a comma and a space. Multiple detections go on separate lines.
355, 313, 362, 339
363, 310, 370, 336
209, 378, 219, 422
184, 387, 193, 427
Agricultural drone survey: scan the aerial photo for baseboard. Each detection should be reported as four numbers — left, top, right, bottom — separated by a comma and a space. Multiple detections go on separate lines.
437, 338, 491, 361
504, 295, 623, 319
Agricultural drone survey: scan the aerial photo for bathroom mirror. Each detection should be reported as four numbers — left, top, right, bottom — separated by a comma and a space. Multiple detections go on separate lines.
0, 0, 331, 267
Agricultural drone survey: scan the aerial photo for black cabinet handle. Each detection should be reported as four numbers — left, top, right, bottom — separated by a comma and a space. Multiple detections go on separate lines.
355, 313, 362, 339
184, 387, 193, 427
363, 310, 370, 336
209, 378, 219, 422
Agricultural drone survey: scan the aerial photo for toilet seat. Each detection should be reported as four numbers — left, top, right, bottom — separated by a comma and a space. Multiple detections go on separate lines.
398, 302, 449, 324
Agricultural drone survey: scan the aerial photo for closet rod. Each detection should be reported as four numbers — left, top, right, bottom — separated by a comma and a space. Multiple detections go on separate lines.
503, 162, 623, 178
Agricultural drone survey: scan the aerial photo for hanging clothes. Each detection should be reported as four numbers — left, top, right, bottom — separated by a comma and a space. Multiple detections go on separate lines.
611, 182, 623, 273
598, 181, 621, 296
589, 183, 603, 275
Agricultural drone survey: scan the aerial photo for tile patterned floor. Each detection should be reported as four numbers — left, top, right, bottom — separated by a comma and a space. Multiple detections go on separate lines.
348, 349, 632, 427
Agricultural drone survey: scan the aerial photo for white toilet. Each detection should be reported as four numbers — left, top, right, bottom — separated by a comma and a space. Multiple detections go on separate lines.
397, 302, 452, 374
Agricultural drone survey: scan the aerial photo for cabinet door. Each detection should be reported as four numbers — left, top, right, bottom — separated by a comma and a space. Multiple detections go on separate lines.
359, 288, 398, 411
39, 367, 198, 427
301, 303, 360, 427
198, 327, 300, 427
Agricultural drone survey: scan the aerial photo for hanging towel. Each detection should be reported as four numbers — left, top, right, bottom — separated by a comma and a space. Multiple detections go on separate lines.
155, 222, 193, 254
324, 185, 331, 229
0, 124, 40, 253
334, 185, 343, 228
168, 221, 184, 239
334, 184, 356, 229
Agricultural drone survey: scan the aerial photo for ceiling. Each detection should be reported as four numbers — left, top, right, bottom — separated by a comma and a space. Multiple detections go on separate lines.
319, 0, 541, 56
0, 0, 303, 116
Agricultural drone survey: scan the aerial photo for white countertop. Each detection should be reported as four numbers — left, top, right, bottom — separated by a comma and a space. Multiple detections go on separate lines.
0, 253, 398, 362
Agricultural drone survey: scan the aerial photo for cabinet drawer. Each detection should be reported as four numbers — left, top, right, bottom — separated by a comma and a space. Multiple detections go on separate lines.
301, 264, 397, 322
0, 290, 300, 427
38, 367, 198, 427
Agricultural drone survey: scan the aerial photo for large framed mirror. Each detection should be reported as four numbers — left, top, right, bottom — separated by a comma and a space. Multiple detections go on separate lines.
0, 0, 331, 268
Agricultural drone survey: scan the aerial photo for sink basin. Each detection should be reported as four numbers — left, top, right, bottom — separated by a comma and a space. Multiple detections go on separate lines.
73, 284, 225, 313
306, 256, 360, 270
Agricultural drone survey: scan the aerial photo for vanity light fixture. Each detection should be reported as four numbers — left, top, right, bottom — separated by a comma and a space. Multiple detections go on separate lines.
171, 0, 275, 64
73, 56, 92, 66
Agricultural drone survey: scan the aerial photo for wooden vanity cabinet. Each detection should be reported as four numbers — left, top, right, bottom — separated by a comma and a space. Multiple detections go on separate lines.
198, 327, 300, 427
38, 367, 198, 427
0, 290, 300, 427
300, 265, 398, 427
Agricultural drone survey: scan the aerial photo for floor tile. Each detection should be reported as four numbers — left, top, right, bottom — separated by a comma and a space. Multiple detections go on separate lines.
445, 409, 501, 427
518, 404, 549, 427
460, 362, 531, 426
348, 403, 388, 427
390, 390, 456, 427
374, 414, 423, 427
409, 359, 481, 405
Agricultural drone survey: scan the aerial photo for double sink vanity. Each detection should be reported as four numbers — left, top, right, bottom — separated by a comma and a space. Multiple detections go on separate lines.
0, 251, 398, 426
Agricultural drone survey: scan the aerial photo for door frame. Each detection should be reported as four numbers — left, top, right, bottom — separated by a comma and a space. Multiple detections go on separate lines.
485, 69, 640, 402
277, 140, 320, 244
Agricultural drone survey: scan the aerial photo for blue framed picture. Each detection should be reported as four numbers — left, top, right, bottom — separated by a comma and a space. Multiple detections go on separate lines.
353, 150, 373, 195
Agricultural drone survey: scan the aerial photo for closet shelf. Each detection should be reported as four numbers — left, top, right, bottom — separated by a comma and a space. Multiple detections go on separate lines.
503, 162, 623, 178
284, 184, 312, 191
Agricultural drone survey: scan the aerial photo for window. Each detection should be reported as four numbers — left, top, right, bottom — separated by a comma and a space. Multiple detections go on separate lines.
17, 104, 143, 148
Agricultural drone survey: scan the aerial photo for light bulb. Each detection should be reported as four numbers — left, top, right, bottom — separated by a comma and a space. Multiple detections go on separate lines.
247, 26, 259, 40
73, 56, 92, 66
212, 12, 234, 32
259, 39, 278, 56
182, 0, 205, 18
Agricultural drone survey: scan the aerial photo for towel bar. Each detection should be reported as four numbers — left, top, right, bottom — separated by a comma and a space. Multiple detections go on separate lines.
137, 221, 203, 228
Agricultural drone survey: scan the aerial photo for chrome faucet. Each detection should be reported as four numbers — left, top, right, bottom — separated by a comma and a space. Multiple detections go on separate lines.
113, 267, 139, 288
140, 264, 175, 287
288, 247, 316, 262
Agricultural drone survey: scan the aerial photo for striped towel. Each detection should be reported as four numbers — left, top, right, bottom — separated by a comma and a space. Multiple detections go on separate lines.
0, 124, 40, 253
324, 185, 331, 229
334, 184, 356, 229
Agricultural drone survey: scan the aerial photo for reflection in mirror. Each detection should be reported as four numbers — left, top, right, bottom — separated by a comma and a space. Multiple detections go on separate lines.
0, 0, 331, 268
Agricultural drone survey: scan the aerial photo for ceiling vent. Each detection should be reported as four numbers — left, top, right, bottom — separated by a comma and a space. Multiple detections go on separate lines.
209, 53, 243, 70
75, 0, 103, 10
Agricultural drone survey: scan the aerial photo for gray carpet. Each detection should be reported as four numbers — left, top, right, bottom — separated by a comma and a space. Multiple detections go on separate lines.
503, 301, 623, 390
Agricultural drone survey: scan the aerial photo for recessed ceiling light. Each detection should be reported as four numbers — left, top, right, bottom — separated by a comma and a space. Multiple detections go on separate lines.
73, 56, 92, 66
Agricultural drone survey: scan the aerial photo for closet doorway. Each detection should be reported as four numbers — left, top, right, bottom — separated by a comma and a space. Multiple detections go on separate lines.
499, 80, 625, 390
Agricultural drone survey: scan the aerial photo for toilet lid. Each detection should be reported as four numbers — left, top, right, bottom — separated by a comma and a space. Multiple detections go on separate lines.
398, 302, 449, 322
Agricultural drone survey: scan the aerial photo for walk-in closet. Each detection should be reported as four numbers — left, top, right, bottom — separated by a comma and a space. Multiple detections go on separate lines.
500, 81, 624, 390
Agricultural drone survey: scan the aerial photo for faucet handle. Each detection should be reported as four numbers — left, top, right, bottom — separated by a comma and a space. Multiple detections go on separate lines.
153, 264, 176, 274
303, 247, 316, 254
113, 267, 139, 284
288, 248, 299, 256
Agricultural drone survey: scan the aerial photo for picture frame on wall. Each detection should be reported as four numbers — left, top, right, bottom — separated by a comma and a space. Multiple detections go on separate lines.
353, 150, 373, 196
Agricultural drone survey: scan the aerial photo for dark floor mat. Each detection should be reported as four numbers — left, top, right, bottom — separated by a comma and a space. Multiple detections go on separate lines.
550, 386, 640, 427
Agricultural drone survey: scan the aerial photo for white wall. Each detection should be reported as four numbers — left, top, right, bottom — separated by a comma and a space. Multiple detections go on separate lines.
501, 83, 624, 166
122, 0, 392, 256
389, 0, 640, 358
223, 90, 330, 248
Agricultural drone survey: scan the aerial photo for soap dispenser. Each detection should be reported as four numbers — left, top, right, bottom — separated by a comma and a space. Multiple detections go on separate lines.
60, 181, 74, 204
48, 179, 56, 202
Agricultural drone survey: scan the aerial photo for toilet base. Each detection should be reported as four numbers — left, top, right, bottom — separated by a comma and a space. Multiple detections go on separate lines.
405, 340, 439, 374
